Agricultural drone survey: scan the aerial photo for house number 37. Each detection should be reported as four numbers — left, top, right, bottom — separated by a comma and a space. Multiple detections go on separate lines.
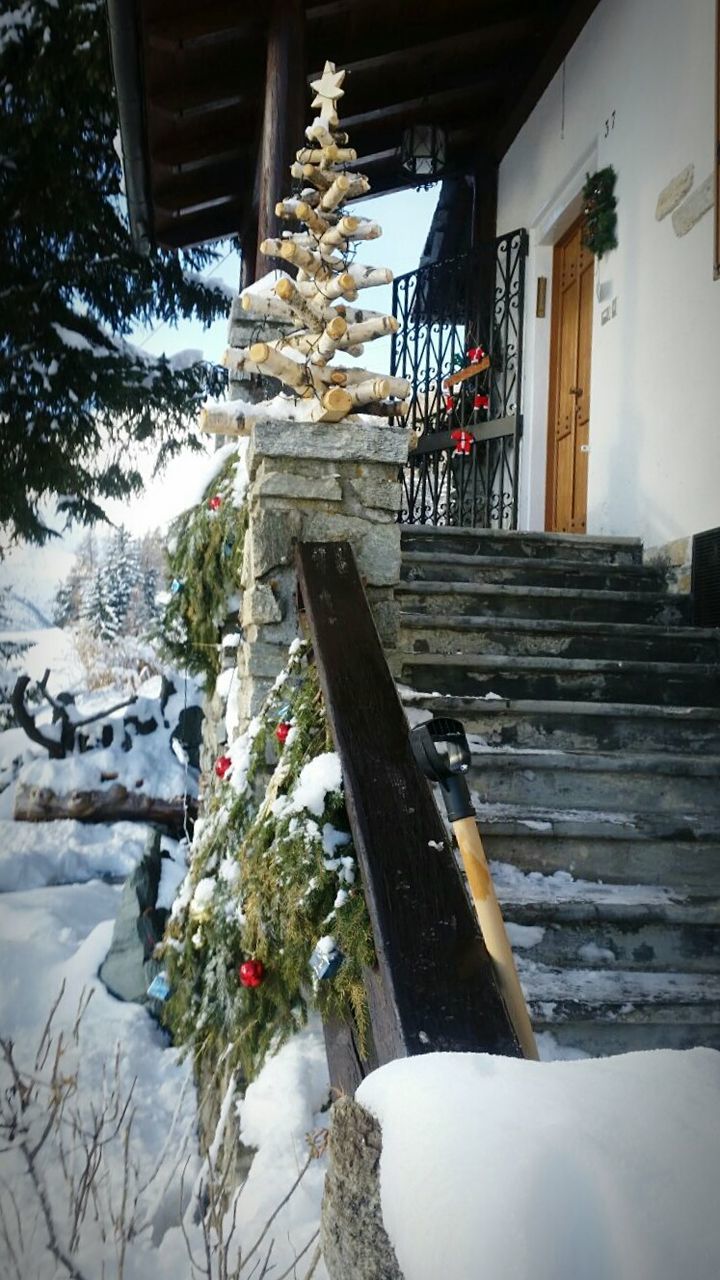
604, 110, 616, 137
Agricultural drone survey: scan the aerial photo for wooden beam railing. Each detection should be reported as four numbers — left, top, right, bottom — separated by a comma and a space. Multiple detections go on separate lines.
296, 541, 521, 1094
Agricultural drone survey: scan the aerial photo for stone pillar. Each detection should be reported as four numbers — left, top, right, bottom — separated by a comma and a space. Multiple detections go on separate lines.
236, 417, 409, 727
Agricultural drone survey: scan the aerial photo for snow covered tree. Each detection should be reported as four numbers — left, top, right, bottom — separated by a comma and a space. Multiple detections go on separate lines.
81, 568, 120, 643
104, 525, 141, 631
0, 0, 229, 547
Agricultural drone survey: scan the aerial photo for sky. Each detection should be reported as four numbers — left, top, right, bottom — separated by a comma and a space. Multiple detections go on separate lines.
1, 184, 441, 615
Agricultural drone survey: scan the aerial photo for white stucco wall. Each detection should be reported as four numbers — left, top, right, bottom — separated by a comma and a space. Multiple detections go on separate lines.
498, 0, 720, 545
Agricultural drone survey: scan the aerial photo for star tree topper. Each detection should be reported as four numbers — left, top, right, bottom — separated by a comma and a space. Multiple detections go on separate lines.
310, 60, 346, 128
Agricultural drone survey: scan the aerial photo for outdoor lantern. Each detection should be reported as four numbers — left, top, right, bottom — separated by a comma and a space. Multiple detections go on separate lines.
400, 123, 447, 183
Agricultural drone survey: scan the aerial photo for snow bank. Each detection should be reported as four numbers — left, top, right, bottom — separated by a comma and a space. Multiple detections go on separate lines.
236, 1020, 331, 1277
0, 818, 152, 891
357, 1049, 720, 1280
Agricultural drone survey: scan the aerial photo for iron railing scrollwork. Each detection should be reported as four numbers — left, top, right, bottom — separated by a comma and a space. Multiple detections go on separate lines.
391, 229, 528, 528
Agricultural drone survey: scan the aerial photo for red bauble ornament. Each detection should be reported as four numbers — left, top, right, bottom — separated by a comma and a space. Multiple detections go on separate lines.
468, 345, 486, 363
450, 429, 473, 456
214, 754, 232, 779
208, 495, 222, 511
444, 394, 455, 412
275, 721, 291, 745
473, 393, 489, 410
239, 959, 265, 988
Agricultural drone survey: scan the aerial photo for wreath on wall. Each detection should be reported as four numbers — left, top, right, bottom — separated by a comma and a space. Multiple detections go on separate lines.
582, 166, 618, 258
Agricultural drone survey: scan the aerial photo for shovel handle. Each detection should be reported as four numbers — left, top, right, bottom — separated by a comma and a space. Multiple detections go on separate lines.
453, 816, 539, 1061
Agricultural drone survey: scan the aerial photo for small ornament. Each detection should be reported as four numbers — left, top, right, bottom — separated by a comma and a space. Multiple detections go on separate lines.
223, 535, 235, 559
208, 494, 222, 511
214, 754, 232, 779
238, 959, 265, 988
170, 578, 183, 594
468, 345, 486, 363
310, 937, 344, 981
275, 721, 291, 745
473, 393, 489, 410
451, 429, 473, 456
146, 972, 171, 1001
444, 394, 455, 412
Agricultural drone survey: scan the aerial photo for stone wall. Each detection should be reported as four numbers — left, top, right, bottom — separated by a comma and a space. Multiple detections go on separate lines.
237, 416, 408, 727
646, 534, 692, 595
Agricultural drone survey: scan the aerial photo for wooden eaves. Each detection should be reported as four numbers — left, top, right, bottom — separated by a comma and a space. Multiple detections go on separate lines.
106, 0, 602, 279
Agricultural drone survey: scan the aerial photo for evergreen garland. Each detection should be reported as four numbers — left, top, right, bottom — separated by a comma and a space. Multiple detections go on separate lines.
159, 453, 248, 693
161, 640, 374, 1083
582, 166, 618, 258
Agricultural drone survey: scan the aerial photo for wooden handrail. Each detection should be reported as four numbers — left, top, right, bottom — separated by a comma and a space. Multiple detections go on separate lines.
296, 540, 521, 1094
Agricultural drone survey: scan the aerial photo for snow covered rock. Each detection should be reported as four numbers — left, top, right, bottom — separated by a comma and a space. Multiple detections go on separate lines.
321, 1097, 402, 1280
349, 1048, 720, 1280
99, 830, 176, 1003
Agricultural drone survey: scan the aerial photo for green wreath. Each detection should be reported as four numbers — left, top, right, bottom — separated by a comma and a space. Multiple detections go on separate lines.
582, 166, 618, 258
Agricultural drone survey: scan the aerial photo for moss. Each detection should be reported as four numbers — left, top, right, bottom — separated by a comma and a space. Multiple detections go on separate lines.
162, 641, 374, 1082
158, 453, 247, 693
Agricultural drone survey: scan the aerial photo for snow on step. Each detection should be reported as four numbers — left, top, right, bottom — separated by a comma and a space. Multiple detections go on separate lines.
518, 959, 720, 1012
490, 860, 684, 908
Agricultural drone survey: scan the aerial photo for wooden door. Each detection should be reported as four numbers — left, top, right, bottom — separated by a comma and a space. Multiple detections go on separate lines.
546, 217, 594, 532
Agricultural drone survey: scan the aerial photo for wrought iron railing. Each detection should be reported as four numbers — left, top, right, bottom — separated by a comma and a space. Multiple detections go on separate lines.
391, 229, 528, 528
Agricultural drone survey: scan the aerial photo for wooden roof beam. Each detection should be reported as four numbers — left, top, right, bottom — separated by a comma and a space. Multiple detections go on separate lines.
307, 14, 539, 83
155, 200, 243, 248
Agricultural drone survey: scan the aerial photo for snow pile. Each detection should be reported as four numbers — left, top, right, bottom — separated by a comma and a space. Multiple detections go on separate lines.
235, 1020, 331, 1276
0, 819, 153, 891
357, 1049, 720, 1280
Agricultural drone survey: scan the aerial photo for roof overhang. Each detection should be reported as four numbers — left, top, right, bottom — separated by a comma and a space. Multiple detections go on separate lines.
106, 0, 602, 252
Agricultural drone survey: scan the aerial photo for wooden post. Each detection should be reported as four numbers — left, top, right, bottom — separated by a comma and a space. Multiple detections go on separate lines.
472, 162, 498, 347
255, 0, 305, 281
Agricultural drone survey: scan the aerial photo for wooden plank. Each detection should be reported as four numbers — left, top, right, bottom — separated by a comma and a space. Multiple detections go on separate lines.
296, 541, 520, 1091
255, 0, 305, 280
410, 416, 518, 456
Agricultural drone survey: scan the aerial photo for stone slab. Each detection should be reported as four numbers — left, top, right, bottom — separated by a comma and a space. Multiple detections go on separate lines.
321, 1098, 402, 1280
246, 505, 302, 578
242, 581, 282, 626
253, 471, 343, 502
300, 511, 401, 585
655, 164, 694, 221
248, 419, 410, 477
672, 172, 714, 237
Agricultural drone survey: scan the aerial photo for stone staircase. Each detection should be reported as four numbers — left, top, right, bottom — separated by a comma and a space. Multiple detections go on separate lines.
390, 525, 720, 1055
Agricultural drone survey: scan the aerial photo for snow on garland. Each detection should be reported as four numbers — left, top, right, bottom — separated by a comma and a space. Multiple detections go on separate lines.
158, 447, 248, 693
161, 639, 374, 1082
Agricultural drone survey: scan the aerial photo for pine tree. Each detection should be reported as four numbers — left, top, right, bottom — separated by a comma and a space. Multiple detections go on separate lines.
104, 526, 141, 633
81, 569, 120, 643
0, 0, 229, 547
51, 531, 98, 626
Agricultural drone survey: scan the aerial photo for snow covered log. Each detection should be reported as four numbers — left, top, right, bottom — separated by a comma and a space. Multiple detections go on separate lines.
14, 781, 191, 832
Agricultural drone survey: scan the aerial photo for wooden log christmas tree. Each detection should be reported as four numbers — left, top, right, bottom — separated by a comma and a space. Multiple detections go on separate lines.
208, 61, 411, 430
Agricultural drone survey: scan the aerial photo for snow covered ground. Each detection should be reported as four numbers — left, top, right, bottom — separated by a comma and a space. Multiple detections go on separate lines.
0, 627, 331, 1279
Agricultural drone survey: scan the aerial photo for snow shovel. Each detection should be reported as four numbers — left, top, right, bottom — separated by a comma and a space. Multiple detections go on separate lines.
410, 716, 539, 1061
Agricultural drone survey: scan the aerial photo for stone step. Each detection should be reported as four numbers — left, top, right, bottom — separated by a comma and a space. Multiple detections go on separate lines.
396, 580, 692, 626
399, 613, 720, 664
400, 525, 644, 566
478, 802, 720, 889
510, 917, 719, 974
392, 650, 720, 706
401, 550, 665, 594
399, 692, 720, 755
467, 748, 720, 814
521, 962, 720, 1055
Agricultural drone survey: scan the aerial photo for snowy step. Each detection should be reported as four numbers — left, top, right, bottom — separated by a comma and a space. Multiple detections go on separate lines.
494, 864, 719, 973
519, 960, 720, 1055
401, 550, 665, 594
399, 691, 720, 755
392, 651, 720, 706
474, 802, 720, 894
399, 525, 643, 566
396, 579, 691, 626
399, 613, 720, 664
468, 749, 720, 813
